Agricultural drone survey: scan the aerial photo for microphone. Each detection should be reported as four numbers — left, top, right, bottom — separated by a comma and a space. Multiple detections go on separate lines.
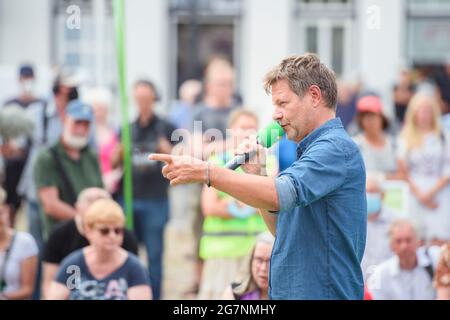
224, 121, 284, 170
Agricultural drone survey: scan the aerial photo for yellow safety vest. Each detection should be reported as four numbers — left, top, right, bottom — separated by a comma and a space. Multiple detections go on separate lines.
199, 153, 276, 259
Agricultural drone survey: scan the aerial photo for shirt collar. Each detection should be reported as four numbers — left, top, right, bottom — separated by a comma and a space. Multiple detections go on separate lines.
136, 114, 159, 129
296, 117, 343, 158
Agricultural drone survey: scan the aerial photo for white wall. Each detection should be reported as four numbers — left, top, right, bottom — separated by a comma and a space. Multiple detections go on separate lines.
240, 0, 294, 124
125, 0, 169, 118
0, 0, 52, 103
0, 0, 51, 66
357, 0, 406, 117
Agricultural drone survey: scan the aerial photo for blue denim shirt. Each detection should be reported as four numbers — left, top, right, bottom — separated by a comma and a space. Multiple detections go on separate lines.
270, 117, 367, 300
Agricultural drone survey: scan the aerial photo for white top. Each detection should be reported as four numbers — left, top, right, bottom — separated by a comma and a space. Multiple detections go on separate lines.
397, 132, 450, 240
397, 132, 450, 179
367, 246, 441, 300
353, 134, 397, 174
0, 232, 38, 294
361, 209, 393, 281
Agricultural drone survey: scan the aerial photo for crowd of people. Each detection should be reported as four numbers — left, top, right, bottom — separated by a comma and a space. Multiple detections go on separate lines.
0, 55, 450, 300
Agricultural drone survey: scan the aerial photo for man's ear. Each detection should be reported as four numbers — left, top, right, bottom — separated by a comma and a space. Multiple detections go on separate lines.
309, 85, 322, 108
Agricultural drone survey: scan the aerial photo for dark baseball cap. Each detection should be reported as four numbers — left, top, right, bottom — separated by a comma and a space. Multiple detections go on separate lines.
19, 64, 34, 78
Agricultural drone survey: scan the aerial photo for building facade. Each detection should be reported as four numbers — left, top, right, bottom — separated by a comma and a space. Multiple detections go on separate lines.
0, 0, 449, 121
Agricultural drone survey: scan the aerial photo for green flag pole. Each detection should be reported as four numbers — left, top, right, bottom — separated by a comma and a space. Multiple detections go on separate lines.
113, 0, 133, 229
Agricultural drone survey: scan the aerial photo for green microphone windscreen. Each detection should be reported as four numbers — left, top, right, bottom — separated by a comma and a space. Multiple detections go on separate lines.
258, 121, 285, 148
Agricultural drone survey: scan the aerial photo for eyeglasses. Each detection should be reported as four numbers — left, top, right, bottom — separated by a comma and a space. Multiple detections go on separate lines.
253, 256, 270, 267
96, 227, 124, 236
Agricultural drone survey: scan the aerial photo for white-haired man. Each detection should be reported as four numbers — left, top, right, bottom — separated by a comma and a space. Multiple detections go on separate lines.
368, 219, 440, 299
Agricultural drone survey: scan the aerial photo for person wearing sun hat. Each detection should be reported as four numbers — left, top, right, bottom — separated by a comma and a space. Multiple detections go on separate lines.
352, 94, 398, 179
356, 95, 389, 125
33, 99, 103, 238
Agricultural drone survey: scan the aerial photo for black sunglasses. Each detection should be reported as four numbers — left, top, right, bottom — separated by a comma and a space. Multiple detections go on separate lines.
97, 227, 124, 236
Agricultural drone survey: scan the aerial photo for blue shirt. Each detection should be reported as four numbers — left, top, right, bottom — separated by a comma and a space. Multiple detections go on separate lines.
56, 249, 150, 300
270, 117, 367, 300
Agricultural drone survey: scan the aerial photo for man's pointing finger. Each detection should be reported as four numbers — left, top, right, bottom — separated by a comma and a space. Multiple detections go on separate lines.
149, 153, 173, 163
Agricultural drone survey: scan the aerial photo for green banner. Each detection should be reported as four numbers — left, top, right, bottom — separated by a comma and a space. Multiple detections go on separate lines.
113, 0, 133, 229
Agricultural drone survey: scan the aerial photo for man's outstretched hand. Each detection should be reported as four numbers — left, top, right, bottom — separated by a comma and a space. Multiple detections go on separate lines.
149, 154, 208, 186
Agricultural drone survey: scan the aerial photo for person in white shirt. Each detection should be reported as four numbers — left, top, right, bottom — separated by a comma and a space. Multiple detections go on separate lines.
0, 187, 38, 300
361, 172, 394, 281
368, 219, 440, 300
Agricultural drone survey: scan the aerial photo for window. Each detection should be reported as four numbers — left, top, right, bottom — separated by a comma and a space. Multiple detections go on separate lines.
169, 0, 242, 99
331, 26, 344, 76
52, 0, 117, 87
306, 26, 318, 53
297, 0, 353, 15
294, 0, 355, 78
408, 0, 450, 12
407, 0, 450, 64
170, 0, 242, 15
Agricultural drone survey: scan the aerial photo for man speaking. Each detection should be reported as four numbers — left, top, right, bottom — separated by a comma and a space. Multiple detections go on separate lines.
150, 54, 367, 300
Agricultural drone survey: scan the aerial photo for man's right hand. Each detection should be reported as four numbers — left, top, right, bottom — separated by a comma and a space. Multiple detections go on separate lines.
235, 134, 267, 176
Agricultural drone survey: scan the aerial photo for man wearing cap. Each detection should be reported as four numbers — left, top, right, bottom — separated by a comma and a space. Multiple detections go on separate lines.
3, 64, 43, 109
17, 68, 84, 250
33, 100, 103, 237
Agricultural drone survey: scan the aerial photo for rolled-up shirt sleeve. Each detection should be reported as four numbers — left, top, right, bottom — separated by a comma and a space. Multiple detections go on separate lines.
273, 138, 348, 213
274, 175, 298, 213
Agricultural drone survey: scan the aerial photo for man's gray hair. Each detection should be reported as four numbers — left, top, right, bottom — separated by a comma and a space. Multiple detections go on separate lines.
76, 187, 111, 207
263, 53, 338, 110
255, 231, 275, 246
388, 219, 419, 239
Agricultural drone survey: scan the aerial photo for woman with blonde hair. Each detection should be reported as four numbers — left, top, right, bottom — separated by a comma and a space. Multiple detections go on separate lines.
47, 199, 152, 300
397, 93, 450, 245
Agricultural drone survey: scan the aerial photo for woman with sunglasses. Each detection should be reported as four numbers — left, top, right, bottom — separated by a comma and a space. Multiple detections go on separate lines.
46, 199, 152, 300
